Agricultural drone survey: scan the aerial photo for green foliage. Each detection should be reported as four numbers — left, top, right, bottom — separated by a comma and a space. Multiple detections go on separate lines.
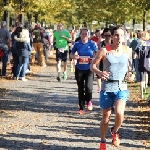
0, 0, 150, 26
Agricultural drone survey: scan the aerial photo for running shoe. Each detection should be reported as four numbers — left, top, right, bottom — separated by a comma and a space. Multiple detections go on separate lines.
63, 72, 67, 80
111, 127, 120, 147
87, 101, 93, 111
99, 142, 106, 150
78, 110, 85, 114
57, 76, 61, 82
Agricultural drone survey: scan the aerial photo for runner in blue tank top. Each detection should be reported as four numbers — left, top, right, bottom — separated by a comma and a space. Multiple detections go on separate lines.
90, 26, 134, 150
70, 28, 98, 114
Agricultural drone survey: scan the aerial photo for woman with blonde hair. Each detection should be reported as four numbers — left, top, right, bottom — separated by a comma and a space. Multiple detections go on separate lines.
14, 28, 32, 81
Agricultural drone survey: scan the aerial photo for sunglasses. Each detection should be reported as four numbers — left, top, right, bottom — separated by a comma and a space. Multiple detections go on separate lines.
81, 33, 88, 36
104, 35, 111, 37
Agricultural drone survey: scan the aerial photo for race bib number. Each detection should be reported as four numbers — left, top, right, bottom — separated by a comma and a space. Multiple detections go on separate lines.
102, 81, 127, 92
79, 56, 90, 64
119, 82, 127, 91
58, 48, 65, 53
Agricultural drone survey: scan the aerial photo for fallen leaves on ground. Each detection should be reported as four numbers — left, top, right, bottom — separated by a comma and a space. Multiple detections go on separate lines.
129, 83, 150, 147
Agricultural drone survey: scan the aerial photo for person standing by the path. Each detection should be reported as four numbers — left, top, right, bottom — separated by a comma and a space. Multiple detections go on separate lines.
129, 32, 138, 72
0, 21, 11, 76
14, 28, 32, 81
70, 28, 98, 114
90, 26, 133, 150
145, 30, 150, 86
32, 24, 46, 67
42, 30, 51, 64
54, 22, 71, 81
11, 24, 23, 79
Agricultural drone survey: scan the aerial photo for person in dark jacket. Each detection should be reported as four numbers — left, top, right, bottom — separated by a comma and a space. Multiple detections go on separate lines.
14, 29, 32, 81
0, 21, 11, 76
11, 24, 23, 78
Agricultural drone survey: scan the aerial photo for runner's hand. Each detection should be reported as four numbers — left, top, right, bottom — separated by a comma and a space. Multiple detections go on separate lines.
89, 58, 93, 63
127, 72, 135, 82
61, 35, 66, 38
98, 71, 110, 80
74, 55, 80, 59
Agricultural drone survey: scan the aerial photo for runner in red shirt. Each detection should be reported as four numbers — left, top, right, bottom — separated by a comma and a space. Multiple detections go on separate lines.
91, 29, 101, 45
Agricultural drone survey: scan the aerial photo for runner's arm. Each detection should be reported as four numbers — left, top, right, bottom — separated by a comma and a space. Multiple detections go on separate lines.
72, 33, 76, 42
70, 43, 79, 59
62, 36, 72, 42
128, 48, 132, 72
62, 32, 72, 42
127, 48, 135, 81
92, 41, 98, 58
53, 33, 56, 43
90, 48, 106, 76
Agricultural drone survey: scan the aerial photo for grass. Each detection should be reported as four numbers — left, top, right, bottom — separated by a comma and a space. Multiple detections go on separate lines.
144, 86, 150, 99
128, 82, 150, 100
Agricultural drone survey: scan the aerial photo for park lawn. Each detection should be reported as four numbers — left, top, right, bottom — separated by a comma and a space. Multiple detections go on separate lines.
144, 86, 150, 99
128, 82, 150, 99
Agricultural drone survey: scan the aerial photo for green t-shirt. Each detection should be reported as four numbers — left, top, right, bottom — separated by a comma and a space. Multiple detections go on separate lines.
54, 30, 71, 50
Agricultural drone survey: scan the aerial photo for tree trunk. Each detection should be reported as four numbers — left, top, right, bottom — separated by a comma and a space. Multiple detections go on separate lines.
27, 12, 32, 25
98, 21, 101, 28
106, 21, 108, 28
72, 24, 75, 30
3, 0, 10, 29
35, 14, 38, 23
6, 11, 9, 30
143, 10, 146, 31
133, 18, 135, 32
21, 14, 24, 25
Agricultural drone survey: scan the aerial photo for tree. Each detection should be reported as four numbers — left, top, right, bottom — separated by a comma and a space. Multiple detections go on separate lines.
0, 0, 150, 30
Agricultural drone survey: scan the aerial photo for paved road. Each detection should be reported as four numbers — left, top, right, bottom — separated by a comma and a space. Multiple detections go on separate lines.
0, 62, 149, 150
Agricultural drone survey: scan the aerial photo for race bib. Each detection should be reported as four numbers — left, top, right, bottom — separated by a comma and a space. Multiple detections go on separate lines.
79, 56, 90, 64
58, 48, 65, 53
102, 81, 127, 92
119, 82, 127, 91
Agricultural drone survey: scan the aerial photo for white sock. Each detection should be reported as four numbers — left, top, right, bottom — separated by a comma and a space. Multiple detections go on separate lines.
58, 72, 60, 77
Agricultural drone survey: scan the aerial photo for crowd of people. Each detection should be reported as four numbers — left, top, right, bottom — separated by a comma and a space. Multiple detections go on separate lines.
0, 21, 55, 81
0, 21, 150, 150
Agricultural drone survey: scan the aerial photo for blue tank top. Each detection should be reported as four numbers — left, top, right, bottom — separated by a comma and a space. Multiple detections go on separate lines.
101, 52, 128, 92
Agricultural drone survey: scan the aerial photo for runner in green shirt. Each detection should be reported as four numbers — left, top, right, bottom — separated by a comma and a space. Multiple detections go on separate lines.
54, 23, 71, 81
